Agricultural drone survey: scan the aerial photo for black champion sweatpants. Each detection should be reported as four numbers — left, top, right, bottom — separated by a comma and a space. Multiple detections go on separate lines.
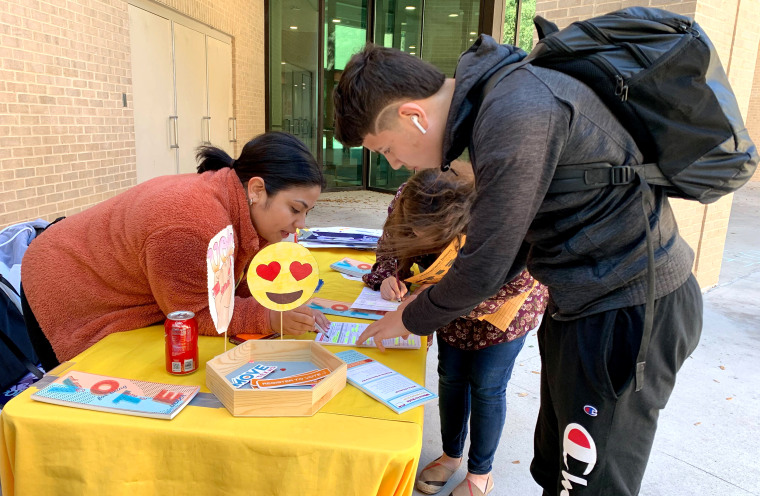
530, 274, 703, 496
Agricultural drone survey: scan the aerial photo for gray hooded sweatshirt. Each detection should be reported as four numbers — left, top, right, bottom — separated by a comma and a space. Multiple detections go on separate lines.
402, 36, 694, 335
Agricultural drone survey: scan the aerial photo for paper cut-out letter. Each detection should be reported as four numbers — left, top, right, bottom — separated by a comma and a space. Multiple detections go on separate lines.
154, 389, 183, 405
91, 380, 119, 395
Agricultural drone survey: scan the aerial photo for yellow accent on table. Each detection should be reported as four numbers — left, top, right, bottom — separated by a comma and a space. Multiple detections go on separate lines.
0, 248, 428, 496
404, 235, 531, 331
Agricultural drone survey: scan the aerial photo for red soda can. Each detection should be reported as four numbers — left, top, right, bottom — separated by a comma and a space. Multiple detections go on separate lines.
164, 311, 199, 375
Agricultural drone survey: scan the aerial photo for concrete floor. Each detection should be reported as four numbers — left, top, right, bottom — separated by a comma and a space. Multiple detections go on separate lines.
307, 184, 760, 496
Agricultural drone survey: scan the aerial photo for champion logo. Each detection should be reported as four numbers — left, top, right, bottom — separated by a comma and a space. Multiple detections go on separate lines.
583, 405, 598, 417
560, 423, 597, 496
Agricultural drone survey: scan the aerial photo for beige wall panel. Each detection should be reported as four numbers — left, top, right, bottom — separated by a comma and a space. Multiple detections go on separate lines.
207, 37, 234, 156
174, 22, 208, 174
129, 5, 177, 183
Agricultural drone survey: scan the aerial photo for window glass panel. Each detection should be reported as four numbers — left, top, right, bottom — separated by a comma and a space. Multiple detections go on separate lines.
268, 1, 319, 157
504, 0, 536, 52
421, 1, 480, 77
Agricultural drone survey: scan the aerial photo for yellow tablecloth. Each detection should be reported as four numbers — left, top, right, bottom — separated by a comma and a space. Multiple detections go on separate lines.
0, 248, 429, 496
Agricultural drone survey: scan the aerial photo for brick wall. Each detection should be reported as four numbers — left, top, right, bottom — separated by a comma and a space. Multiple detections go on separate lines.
747, 37, 760, 181
532, 0, 759, 289
0, 0, 265, 229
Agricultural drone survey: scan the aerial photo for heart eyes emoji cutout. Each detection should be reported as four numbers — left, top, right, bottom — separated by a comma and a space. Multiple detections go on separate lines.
247, 242, 319, 311
290, 262, 312, 281
256, 261, 281, 281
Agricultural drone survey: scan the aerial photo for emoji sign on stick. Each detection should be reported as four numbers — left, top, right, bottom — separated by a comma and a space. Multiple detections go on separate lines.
207, 226, 235, 334
247, 243, 320, 312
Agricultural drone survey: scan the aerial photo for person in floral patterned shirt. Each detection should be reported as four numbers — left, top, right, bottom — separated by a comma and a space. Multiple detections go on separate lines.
363, 169, 547, 495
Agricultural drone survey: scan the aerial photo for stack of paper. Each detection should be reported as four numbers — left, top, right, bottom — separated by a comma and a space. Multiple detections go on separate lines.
296, 227, 382, 250
336, 350, 437, 414
330, 257, 373, 278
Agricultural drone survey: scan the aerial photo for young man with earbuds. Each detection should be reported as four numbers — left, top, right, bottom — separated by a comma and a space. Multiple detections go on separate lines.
333, 40, 702, 496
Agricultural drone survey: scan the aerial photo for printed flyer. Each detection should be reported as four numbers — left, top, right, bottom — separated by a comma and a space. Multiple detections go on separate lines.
335, 350, 436, 414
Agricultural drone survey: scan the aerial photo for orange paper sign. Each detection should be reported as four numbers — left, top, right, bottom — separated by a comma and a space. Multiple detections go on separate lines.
252, 368, 330, 389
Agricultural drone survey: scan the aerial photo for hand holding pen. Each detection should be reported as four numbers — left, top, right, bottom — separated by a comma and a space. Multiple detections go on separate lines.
380, 275, 408, 301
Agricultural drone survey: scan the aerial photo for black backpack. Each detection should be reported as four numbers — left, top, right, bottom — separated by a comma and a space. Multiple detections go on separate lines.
480, 7, 758, 392
483, 6, 758, 204
1, 274, 43, 393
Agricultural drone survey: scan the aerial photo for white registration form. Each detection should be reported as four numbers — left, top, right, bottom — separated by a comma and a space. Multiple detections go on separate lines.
350, 287, 402, 312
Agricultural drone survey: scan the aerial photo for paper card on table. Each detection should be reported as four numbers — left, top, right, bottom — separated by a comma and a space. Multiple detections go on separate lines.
252, 368, 330, 389
404, 235, 466, 285
330, 257, 373, 278
30, 370, 199, 420
230, 364, 278, 388
478, 280, 537, 331
314, 321, 420, 349
207, 225, 235, 334
350, 287, 401, 312
335, 350, 437, 414
223, 361, 319, 391
307, 297, 387, 321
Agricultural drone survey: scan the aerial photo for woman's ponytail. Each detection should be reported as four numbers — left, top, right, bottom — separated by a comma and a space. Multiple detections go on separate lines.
195, 132, 323, 193
196, 146, 234, 173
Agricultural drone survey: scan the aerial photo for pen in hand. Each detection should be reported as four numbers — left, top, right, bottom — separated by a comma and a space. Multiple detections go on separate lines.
314, 321, 328, 334
394, 258, 405, 302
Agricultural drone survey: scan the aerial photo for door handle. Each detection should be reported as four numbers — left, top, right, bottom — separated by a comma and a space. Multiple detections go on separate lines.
228, 117, 237, 143
169, 115, 179, 149
202, 116, 211, 145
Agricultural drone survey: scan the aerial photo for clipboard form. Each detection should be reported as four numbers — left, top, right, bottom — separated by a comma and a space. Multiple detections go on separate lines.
403, 235, 533, 332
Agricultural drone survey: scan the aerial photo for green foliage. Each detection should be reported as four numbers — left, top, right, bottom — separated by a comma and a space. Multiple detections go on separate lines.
503, 0, 536, 52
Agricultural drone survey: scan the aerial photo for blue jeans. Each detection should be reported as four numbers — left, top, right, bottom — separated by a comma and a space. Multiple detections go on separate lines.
437, 332, 527, 475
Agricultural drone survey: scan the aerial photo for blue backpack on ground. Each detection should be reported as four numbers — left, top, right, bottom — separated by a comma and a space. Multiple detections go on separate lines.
483, 6, 758, 203
1, 220, 48, 396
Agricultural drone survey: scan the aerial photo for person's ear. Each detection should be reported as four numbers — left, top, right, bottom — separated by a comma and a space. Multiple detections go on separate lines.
247, 177, 266, 205
398, 103, 428, 134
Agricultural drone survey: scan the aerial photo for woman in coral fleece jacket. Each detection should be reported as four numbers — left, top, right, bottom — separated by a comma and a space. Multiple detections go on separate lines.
21, 132, 329, 370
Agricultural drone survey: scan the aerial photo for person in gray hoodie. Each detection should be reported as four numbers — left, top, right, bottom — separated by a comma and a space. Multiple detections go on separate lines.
334, 38, 702, 496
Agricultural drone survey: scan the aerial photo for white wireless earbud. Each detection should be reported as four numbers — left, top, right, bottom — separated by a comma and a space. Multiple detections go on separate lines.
411, 115, 427, 135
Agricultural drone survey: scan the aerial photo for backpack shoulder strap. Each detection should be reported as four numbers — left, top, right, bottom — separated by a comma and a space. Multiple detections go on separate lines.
0, 274, 44, 380
477, 58, 533, 112
0, 329, 44, 380
548, 163, 674, 194
533, 15, 559, 40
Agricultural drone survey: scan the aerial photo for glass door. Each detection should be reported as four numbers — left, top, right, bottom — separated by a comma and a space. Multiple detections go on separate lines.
367, 0, 422, 192
322, 0, 368, 189
268, 0, 483, 192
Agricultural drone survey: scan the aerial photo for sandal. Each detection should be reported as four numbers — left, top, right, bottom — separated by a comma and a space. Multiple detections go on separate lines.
449, 474, 494, 496
416, 457, 461, 495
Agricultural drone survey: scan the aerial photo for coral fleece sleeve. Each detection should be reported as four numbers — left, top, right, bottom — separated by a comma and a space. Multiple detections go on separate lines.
143, 226, 269, 337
